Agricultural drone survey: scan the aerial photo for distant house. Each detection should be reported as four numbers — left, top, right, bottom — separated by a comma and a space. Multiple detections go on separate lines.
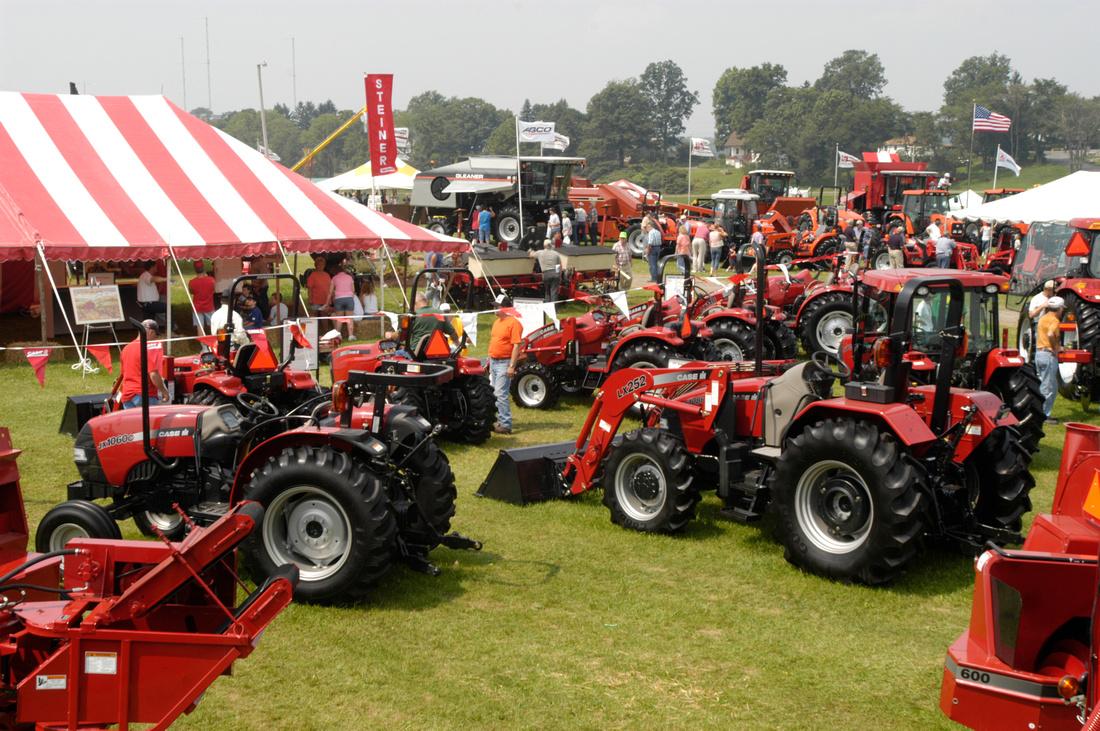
878, 135, 930, 161
722, 132, 758, 168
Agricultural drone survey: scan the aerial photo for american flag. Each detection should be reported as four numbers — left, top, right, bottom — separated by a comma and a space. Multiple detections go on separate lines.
973, 105, 1012, 132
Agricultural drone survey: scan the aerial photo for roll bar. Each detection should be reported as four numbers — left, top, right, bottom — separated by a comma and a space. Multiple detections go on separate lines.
129, 317, 178, 472
223, 273, 304, 367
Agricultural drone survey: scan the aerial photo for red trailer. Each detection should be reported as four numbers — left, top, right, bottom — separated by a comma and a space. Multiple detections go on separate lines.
844, 152, 939, 224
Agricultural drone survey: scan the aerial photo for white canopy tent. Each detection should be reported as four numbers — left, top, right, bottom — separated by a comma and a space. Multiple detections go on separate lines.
952, 171, 1100, 224
318, 159, 419, 192
949, 189, 983, 210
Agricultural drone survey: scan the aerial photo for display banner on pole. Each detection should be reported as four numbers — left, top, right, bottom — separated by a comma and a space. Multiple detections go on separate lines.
517, 121, 556, 144
364, 74, 397, 175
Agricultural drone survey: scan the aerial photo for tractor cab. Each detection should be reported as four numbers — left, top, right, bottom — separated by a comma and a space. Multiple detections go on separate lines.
898, 189, 953, 235
982, 187, 1024, 203
709, 188, 760, 242
1007, 220, 1098, 295
880, 171, 939, 211
742, 170, 794, 204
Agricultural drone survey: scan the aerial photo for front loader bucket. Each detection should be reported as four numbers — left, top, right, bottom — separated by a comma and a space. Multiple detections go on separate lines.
477, 441, 576, 504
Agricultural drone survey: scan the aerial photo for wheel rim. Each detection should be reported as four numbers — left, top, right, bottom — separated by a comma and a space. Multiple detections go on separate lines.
614, 452, 667, 522
627, 231, 645, 257
263, 485, 353, 582
625, 359, 657, 369
499, 217, 520, 243
794, 460, 874, 554
712, 338, 745, 361
874, 252, 891, 270
517, 373, 547, 407
778, 253, 793, 266
429, 223, 446, 235
143, 511, 183, 533
815, 311, 852, 354
50, 522, 91, 552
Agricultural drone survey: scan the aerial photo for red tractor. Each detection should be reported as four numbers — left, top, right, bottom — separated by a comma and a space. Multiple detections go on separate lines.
39, 321, 481, 601
330, 267, 495, 444
941, 421, 1100, 730
0, 427, 295, 729
480, 274, 1034, 584
1012, 219, 1100, 406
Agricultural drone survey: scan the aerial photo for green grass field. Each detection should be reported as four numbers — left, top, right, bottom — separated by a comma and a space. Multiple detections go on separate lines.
0, 279, 1089, 730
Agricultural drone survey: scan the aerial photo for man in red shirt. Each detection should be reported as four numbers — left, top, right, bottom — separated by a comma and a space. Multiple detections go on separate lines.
488, 296, 524, 434
188, 260, 216, 334
120, 320, 169, 409
306, 256, 332, 316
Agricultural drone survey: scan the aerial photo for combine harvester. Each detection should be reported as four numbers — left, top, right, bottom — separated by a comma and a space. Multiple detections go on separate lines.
0, 427, 295, 729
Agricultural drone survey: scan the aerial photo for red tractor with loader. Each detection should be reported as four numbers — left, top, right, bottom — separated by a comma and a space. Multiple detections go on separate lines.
330, 267, 495, 444
0, 426, 296, 729
39, 320, 481, 602
480, 271, 1035, 584
941, 421, 1100, 730
1012, 218, 1100, 407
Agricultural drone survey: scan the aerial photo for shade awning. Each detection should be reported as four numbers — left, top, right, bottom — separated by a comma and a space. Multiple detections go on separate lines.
951, 171, 1100, 225
442, 179, 515, 195
318, 159, 419, 192
0, 91, 467, 262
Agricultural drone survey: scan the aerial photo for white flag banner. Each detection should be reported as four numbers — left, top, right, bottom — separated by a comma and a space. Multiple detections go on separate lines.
459, 313, 478, 346
996, 147, 1022, 176
664, 275, 685, 301
609, 290, 630, 317
690, 137, 715, 158
513, 297, 546, 336
383, 311, 399, 331
542, 302, 559, 327
517, 120, 556, 144
837, 149, 860, 169
543, 132, 570, 152
394, 126, 410, 153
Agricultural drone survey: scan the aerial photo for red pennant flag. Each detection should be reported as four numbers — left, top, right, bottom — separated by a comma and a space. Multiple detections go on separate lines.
289, 320, 311, 348
197, 335, 218, 350
24, 348, 50, 388
86, 344, 113, 373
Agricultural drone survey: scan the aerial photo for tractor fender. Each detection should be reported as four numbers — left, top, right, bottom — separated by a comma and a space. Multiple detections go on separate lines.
702, 309, 757, 328
228, 426, 389, 505
285, 368, 319, 391
456, 356, 486, 376
1060, 279, 1100, 306
193, 372, 245, 398
607, 330, 685, 364
982, 348, 1027, 385
785, 399, 938, 449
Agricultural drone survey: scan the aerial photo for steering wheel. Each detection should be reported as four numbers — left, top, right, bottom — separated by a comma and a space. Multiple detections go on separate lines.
236, 391, 279, 418
810, 350, 851, 382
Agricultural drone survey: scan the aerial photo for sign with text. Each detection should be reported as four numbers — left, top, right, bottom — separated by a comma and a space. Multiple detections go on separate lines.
517, 120, 556, 144
364, 74, 397, 176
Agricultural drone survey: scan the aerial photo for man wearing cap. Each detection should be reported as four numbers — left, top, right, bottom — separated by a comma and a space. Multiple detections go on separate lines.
1027, 280, 1056, 358
612, 231, 632, 289
488, 297, 523, 434
887, 225, 906, 269
119, 320, 169, 409
1034, 296, 1065, 424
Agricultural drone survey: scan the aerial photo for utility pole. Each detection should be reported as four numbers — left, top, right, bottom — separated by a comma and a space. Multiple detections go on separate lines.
257, 62, 270, 159
180, 37, 187, 110
204, 17, 212, 109
291, 37, 297, 108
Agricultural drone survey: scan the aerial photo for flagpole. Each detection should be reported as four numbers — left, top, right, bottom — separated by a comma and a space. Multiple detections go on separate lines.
993, 144, 1000, 189
687, 141, 693, 198
833, 143, 839, 187
966, 101, 976, 192
514, 116, 524, 250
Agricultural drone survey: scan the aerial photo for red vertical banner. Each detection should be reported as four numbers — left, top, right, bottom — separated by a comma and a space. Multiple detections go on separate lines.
86, 344, 113, 373
364, 74, 397, 176
25, 349, 50, 388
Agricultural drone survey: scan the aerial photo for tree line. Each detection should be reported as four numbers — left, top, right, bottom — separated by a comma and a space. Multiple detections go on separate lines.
196, 51, 1100, 187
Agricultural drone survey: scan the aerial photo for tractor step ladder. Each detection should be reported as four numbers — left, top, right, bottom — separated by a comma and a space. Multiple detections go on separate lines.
581, 358, 609, 390
719, 468, 769, 523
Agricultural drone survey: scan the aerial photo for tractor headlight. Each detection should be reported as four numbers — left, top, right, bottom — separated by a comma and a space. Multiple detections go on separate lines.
985, 284, 1000, 294
73, 447, 88, 463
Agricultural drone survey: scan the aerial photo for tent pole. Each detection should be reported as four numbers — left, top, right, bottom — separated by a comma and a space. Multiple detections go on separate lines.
168, 246, 202, 336
165, 256, 173, 355
276, 242, 310, 315
381, 241, 409, 310
36, 244, 85, 366
35, 254, 47, 343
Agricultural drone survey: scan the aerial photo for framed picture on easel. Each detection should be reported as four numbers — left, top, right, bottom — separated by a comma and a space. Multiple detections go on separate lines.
70, 285, 124, 326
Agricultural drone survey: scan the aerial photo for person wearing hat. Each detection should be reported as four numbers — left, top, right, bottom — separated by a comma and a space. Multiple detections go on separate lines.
488, 296, 523, 434
119, 319, 169, 409
1034, 296, 1065, 424
612, 230, 632, 289
1027, 280, 1056, 358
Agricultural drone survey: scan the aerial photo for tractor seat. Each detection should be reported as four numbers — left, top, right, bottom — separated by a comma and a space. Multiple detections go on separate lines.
793, 269, 815, 284
232, 343, 259, 377
761, 362, 824, 448
640, 305, 661, 329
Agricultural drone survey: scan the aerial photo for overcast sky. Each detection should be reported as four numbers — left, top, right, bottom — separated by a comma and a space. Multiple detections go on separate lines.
2, 0, 1097, 138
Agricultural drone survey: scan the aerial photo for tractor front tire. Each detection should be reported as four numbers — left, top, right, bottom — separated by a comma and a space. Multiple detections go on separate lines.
969, 426, 1035, 534
495, 208, 522, 248
452, 375, 494, 444
601, 428, 699, 533
799, 292, 853, 356
186, 386, 233, 407
241, 445, 397, 603
985, 365, 1045, 453
625, 224, 645, 258
772, 418, 927, 584
707, 319, 757, 361
511, 361, 561, 409
133, 510, 189, 541
765, 321, 800, 360
771, 249, 794, 267
35, 500, 122, 553
611, 341, 674, 371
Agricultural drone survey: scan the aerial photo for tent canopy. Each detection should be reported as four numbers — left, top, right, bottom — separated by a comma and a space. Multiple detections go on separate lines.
951, 171, 1100, 224
0, 91, 466, 262
318, 159, 419, 192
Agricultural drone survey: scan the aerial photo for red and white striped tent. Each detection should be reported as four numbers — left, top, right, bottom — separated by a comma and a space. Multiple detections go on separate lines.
0, 91, 467, 262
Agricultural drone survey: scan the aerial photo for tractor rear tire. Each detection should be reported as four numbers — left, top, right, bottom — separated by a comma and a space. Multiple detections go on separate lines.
133, 510, 189, 541
495, 208, 522, 247
186, 386, 233, 407
985, 365, 1045, 453
511, 361, 561, 409
799, 292, 853, 356
388, 430, 457, 552
451, 375, 494, 444
870, 247, 892, 270
814, 238, 842, 258
625, 223, 645, 258
35, 500, 122, 552
765, 321, 800, 360
601, 428, 699, 533
707, 319, 757, 361
969, 426, 1035, 534
611, 341, 674, 371
1061, 294, 1100, 401
771, 249, 794, 267
241, 445, 397, 603
772, 418, 927, 584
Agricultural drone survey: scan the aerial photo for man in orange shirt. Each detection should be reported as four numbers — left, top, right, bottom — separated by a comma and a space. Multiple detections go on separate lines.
306, 256, 332, 316
1034, 296, 1064, 424
488, 296, 524, 434
120, 319, 169, 409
